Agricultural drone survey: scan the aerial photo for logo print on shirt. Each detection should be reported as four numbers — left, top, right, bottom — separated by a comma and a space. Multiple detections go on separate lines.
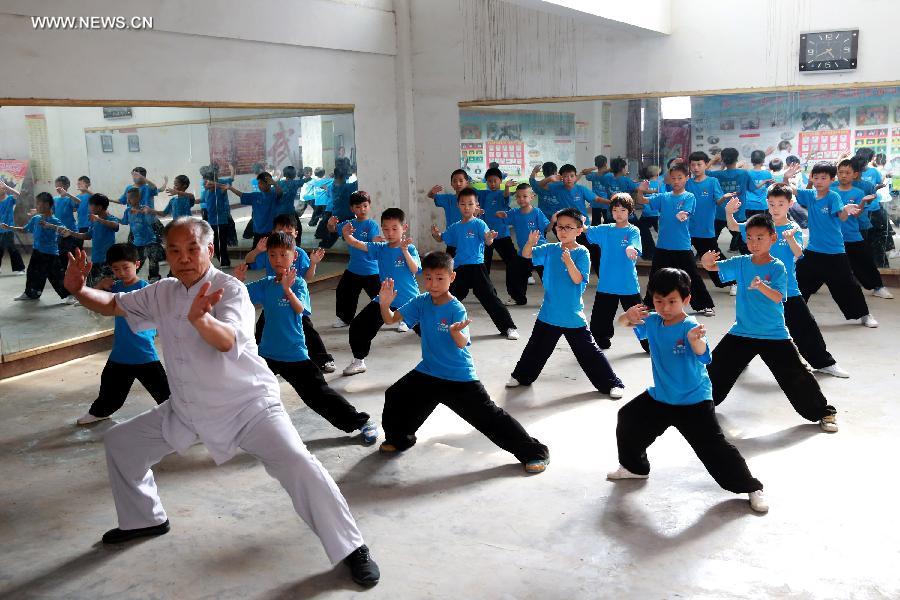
438, 317, 450, 332
673, 338, 686, 355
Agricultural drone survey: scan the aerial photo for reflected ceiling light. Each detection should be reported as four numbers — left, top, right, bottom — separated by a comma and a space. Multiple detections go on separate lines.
661, 96, 691, 119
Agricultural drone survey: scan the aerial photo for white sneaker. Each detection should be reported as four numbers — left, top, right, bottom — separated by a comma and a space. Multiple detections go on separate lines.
332, 318, 349, 328
13, 293, 36, 301
13, 270, 26, 276
321, 361, 336, 373
888, 249, 900, 259
64, 295, 79, 305
698, 308, 716, 317
729, 285, 737, 296
872, 287, 894, 299
609, 386, 625, 400
527, 276, 536, 285
76, 412, 109, 426
505, 328, 520, 340
397, 321, 409, 333
343, 358, 367, 376
819, 414, 839, 433
860, 315, 879, 328
748, 490, 769, 513
817, 364, 849, 378
606, 465, 648, 480
506, 376, 521, 388
503, 297, 519, 306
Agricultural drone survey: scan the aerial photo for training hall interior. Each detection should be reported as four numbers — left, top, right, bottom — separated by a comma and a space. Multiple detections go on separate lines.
0, 1, 898, 598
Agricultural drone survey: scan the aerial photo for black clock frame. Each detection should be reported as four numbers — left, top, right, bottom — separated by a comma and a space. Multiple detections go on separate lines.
799, 30, 859, 72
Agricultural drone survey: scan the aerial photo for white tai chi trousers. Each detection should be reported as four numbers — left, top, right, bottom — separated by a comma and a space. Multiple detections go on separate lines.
103, 403, 365, 564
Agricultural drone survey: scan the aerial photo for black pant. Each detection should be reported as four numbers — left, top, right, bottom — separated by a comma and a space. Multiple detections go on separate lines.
507, 257, 543, 306
844, 240, 883, 290
450, 263, 516, 333
383, 369, 549, 463
24, 250, 69, 299
265, 358, 369, 432
591, 207, 610, 225
445, 245, 456, 258
783, 295, 835, 370
637, 215, 658, 261
349, 301, 420, 359
796, 250, 869, 320
308, 204, 325, 226
255, 312, 333, 367
616, 391, 762, 493
211, 223, 231, 267
0, 231, 25, 271
643, 248, 714, 310
708, 333, 836, 422
135, 243, 165, 281
89, 360, 170, 418
335, 270, 381, 324
691, 236, 728, 287
868, 207, 891, 268
483, 236, 519, 301
511, 319, 622, 392
315, 212, 339, 248
88, 262, 112, 288
590, 291, 642, 349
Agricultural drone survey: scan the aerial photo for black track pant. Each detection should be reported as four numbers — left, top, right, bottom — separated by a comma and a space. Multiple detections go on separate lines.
449, 263, 516, 333
783, 295, 835, 370
0, 231, 25, 271
589, 291, 642, 350
844, 240, 883, 290
256, 312, 333, 367
483, 236, 519, 301
643, 248, 714, 310
24, 250, 68, 299
349, 301, 420, 359
796, 250, 869, 320
88, 360, 170, 418
335, 270, 381, 324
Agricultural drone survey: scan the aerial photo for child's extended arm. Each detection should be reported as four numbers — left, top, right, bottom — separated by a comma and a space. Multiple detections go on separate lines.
400, 237, 419, 274
145, 176, 168, 192
243, 237, 268, 265
431, 224, 443, 242
782, 227, 803, 258
634, 180, 650, 205
427, 184, 443, 199
326, 215, 339, 233
223, 183, 243, 198
561, 247, 583, 284
521, 229, 541, 259
0, 181, 20, 198
686, 322, 708, 356
377, 278, 404, 324
484, 229, 497, 247
618, 303, 650, 327
448, 319, 472, 349
58, 187, 82, 206
280, 269, 305, 314
749, 275, 783, 303
700, 250, 721, 272
537, 174, 560, 189
839, 203, 861, 222
306, 248, 324, 282
725, 197, 743, 231
503, 179, 516, 199
341, 222, 368, 251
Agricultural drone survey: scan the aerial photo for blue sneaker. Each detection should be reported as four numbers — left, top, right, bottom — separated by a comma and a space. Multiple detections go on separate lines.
524, 458, 549, 474
360, 420, 379, 445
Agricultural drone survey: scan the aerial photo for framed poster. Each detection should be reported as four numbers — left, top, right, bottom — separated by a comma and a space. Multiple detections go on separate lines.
100, 134, 114, 153
128, 134, 140, 152
798, 129, 850, 161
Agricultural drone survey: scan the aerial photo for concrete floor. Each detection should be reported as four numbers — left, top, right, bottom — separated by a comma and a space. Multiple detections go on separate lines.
1, 271, 898, 599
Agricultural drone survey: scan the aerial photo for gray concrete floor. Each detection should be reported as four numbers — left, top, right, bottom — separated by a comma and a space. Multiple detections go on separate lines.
1, 271, 898, 599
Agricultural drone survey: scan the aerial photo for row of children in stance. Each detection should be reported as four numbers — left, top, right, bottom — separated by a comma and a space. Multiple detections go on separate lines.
75, 153, 873, 515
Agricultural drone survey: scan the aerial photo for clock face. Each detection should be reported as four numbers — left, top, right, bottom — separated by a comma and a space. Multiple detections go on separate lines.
800, 30, 858, 72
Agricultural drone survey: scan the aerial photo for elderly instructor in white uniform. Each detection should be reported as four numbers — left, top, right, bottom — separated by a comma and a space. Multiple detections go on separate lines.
63, 216, 379, 587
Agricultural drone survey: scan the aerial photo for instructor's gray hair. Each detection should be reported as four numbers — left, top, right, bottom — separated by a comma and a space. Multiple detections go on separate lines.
164, 216, 214, 247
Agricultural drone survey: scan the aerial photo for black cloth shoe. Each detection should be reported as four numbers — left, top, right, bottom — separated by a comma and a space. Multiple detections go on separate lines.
343, 544, 380, 587
102, 520, 170, 544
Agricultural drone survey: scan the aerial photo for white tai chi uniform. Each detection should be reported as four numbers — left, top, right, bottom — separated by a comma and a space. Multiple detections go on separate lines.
105, 266, 365, 564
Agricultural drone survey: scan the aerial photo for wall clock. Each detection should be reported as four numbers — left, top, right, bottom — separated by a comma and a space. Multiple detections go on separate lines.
800, 30, 858, 72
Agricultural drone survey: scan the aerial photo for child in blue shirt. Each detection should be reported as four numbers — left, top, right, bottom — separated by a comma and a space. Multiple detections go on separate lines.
508, 208, 624, 397
433, 187, 518, 339
4, 192, 73, 302
788, 162, 877, 327
121, 188, 164, 282
73, 175, 94, 235
426, 168, 470, 257
585, 195, 645, 350
538, 163, 602, 274
707, 148, 754, 254
634, 165, 663, 262
377, 251, 550, 473
244, 231, 378, 445
52, 175, 79, 257
276, 165, 304, 218
495, 183, 550, 305
611, 267, 767, 513
64, 193, 121, 287
746, 150, 775, 214
686, 151, 732, 292
325, 190, 383, 327
476, 167, 519, 303
75, 243, 171, 426
342, 207, 422, 375
702, 213, 839, 435
599, 156, 635, 216
223, 171, 283, 246
146, 174, 195, 220
0, 180, 26, 273
304, 168, 329, 227
117, 167, 164, 209
725, 184, 847, 378
530, 162, 560, 220
636, 162, 716, 315
581, 154, 613, 224
200, 166, 235, 268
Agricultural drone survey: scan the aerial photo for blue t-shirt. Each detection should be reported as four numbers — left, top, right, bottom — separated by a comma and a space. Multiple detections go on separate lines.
531, 177, 560, 219
741, 222, 802, 298
861, 166, 883, 186
87, 214, 121, 263
241, 191, 278, 234
648, 191, 696, 251
276, 179, 303, 216
331, 180, 358, 221
830, 186, 866, 243
398, 293, 477, 382
307, 178, 333, 207
121, 208, 158, 247
850, 179, 875, 228
606, 175, 637, 196
503, 207, 550, 254
441, 218, 489, 267
109, 279, 160, 364
252, 246, 311, 279
339, 218, 381, 275
685, 177, 724, 238
201, 178, 233, 226
745, 170, 774, 211
584, 172, 609, 206
707, 169, 752, 220
476, 189, 511, 239
634, 313, 712, 406
795, 189, 845, 254
367, 242, 421, 306
547, 182, 595, 225
54, 196, 77, 230
531, 243, 590, 328
24, 215, 63, 255
76, 193, 92, 229
0, 196, 15, 226
119, 184, 159, 209
642, 176, 666, 217
434, 193, 462, 228
161, 195, 193, 219
585, 224, 641, 295
246, 276, 310, 362
717, 255, 789, 340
